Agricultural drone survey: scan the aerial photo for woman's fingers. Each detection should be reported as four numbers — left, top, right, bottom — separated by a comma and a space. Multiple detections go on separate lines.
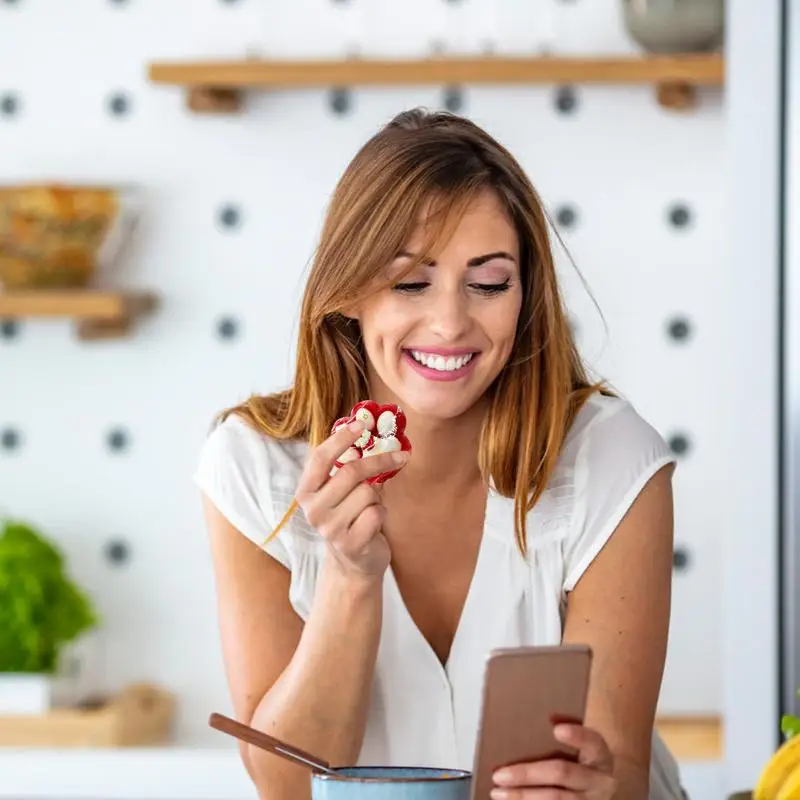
296, 421, 366, 496
319, 481, 380, 544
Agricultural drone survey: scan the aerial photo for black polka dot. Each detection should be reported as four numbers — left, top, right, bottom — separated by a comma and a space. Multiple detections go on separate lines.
0, 94, 19, 117
667, 316, 692, 342
217, 316, 240, 341
1, 0, 21, 6
0, 319, 20, 339
218, 204, 241, 230
108, 92, 131, 117
673, 546, 691, 571
668, 203, 692, 229
106, 428, 129, 452
554, 86, 578, 114
443, 87, 464, 113
0, 427, 21, 451
555, 205, 578, 229
668, 433, 691, 456
104, 539, 130, 565
329, 88, 352, 116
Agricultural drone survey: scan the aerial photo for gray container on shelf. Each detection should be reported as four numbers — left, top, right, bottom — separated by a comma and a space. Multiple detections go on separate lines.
621, 0, 724, 53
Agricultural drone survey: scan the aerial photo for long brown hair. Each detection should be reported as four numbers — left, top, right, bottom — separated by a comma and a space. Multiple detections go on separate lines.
218, 108, 608, 554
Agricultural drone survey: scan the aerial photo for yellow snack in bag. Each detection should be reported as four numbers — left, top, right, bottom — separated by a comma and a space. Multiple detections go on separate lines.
0, 184, 139, 290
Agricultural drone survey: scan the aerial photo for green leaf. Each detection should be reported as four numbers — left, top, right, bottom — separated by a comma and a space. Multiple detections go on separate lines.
0, 517, 99, 673
781, 714, 800, 740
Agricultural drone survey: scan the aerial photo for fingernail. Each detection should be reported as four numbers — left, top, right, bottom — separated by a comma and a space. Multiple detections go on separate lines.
493, 769, 512, 784
490, 790, 508, 800
392, 451, 409, 464
348, 420, 364, 433
554, 723, 573, 740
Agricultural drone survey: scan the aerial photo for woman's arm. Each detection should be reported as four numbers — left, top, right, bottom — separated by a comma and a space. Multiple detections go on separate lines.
203, 495, 383, 800
561, 463, 675, 797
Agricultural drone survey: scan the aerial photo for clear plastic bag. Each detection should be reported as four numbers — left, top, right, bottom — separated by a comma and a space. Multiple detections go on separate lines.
0, 184, 141, 291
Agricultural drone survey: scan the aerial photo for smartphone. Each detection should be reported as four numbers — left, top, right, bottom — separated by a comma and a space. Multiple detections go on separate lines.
469, 644, 593, 800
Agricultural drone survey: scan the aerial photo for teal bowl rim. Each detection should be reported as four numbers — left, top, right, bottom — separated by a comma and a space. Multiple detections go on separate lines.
313, 766, 472, 784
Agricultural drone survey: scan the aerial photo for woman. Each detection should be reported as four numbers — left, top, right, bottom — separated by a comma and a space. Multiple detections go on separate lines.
194, 108, 686, 799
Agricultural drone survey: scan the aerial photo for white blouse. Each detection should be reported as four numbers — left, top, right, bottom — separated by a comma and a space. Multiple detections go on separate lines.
193, 393, 686, 799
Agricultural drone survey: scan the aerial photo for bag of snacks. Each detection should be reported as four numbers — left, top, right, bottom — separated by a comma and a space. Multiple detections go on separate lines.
0, 184, 141, 290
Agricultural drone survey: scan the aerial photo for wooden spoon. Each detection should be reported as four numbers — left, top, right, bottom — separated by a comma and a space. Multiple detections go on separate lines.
208, 712, 335, 775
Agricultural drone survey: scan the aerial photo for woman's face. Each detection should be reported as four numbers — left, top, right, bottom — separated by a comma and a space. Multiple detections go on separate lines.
354, 190, 524, 423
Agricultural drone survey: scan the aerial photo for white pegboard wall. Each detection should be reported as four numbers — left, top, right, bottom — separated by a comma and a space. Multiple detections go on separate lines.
0, 0, 736, 763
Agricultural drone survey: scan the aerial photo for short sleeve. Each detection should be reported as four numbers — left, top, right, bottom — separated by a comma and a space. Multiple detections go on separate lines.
562, 399, 676, 592
192, 415, 292, 571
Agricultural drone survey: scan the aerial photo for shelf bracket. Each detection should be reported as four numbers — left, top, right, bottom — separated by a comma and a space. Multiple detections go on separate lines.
76, 316, 135, 341
0, 290, 159, 342
187, 86, 243, 114
656, 81, 697, 111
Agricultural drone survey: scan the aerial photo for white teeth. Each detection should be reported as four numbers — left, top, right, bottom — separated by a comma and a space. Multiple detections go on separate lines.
410, 350, 474, 371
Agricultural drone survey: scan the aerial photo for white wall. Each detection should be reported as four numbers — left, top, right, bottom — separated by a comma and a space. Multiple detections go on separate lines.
722, 0, 783, 793
0, 1, 779, 798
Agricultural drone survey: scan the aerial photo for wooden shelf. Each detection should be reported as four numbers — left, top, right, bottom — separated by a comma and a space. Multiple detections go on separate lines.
0, 289, 158, 340
655, 714, 723, 761
148, 53, 724, 113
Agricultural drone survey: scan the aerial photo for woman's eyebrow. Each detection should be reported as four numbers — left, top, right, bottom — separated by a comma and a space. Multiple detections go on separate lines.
394, 250, 516, 267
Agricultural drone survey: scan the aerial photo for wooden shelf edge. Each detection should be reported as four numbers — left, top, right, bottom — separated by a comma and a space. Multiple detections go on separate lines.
0, 289, 159, 341
148, 53, 724, 88
148, 53, 723, 114
655, 714, 723, 762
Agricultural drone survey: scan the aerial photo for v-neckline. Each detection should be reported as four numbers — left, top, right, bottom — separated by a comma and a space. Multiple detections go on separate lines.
385, 488, 495, 679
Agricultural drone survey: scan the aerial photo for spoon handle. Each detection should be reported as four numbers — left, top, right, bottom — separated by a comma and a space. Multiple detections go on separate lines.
208, 712, 334, 774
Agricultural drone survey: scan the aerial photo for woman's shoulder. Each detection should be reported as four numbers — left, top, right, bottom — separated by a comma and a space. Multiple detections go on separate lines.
559, 392, 672, 474
196, 412, 309, 489
557, 392, 676, 591
192, 412, 315, 573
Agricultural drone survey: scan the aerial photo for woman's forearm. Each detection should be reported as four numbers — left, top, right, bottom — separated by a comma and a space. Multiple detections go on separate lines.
612, 754, 650, 799
244, 557, 384, 798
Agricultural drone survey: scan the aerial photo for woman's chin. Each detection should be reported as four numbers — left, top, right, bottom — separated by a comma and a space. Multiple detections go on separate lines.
390, 390, 483, 426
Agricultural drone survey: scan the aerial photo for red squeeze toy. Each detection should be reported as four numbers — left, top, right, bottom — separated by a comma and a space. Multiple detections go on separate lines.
330, 401, 411, 485
262, 401, 411, 546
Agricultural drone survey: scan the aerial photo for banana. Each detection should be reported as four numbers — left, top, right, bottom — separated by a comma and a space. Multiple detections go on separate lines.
778, 763, 800, 800
754, 734, 800, 800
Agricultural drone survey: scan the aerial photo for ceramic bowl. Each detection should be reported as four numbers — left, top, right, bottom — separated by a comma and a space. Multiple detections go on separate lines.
621, 0, 724, 53
311, 766, 472, 800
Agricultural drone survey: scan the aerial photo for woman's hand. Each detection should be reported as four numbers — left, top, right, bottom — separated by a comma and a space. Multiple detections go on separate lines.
491, 724, 617, 800
296, 420, 409, 580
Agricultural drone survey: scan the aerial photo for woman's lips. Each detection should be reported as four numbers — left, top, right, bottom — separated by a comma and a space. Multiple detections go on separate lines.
402, 349, 480, 381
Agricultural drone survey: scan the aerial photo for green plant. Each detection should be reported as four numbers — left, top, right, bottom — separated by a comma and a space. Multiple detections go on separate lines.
782, 689, 800, 740
0, 518, 99, 673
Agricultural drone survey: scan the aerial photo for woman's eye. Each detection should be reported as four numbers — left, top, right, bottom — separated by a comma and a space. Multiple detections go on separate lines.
391, 279, 511, 295
392, 282, 429, 293
471, 279, 511, 295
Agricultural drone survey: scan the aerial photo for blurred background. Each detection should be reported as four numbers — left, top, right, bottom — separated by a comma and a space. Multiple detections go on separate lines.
0, 0, 793, 798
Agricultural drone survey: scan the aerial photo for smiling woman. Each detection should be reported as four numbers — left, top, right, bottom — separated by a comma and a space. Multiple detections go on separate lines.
193, 108, 686, 800
355, 190, 524, 423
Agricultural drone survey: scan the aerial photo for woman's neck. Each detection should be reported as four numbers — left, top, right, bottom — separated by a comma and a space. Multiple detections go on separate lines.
388, 400, 488, 495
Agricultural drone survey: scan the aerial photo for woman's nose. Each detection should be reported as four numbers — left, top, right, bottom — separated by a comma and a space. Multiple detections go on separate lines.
427, 287, 471, 341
